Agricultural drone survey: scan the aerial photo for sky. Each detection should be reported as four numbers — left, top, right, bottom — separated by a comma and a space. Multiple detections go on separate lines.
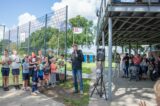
0, 0, 100, 29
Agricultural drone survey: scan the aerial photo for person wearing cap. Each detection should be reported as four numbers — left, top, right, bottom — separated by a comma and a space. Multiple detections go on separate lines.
71, 44, 84, 94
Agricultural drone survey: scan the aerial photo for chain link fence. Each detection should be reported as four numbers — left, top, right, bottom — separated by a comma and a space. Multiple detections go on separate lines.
2, 6, 68, 56
0, 6, 68, 86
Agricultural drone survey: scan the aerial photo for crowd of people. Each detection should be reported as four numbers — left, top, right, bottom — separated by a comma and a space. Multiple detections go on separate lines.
0, 49, 65, 96
115, 52, 160, 81
0, 44, 84, 96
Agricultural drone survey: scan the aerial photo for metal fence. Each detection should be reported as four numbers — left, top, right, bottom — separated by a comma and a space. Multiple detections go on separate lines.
2, 6, 68, 56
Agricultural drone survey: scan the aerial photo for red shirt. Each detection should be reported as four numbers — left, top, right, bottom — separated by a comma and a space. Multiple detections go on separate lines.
50, 63, 57, 73
133, 56, 141, 65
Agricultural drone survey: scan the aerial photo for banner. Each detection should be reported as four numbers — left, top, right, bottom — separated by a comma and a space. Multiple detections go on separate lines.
73, 27, 83, 34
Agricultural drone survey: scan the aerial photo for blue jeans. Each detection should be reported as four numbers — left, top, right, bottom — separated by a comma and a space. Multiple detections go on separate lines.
72, 69, 83, 92
124, 64, 129, 77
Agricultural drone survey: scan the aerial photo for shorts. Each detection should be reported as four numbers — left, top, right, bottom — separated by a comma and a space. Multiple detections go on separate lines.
23, 73, 29, 80
38, 75, 43, 80
44, 74, 50, 80
1, 68, 10, 76
12, 69, 20, 75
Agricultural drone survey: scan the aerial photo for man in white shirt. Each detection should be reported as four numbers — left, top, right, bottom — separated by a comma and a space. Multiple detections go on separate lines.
11, 50, 21, 89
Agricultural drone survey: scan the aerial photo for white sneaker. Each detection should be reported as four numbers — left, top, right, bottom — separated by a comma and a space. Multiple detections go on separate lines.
31, 92, 37, 96
35, 90, 40, 94
80, 91, 83, 95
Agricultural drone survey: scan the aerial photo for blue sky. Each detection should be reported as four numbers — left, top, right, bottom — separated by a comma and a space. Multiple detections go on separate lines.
0, 0, 57, 28
0, 0, 98, 29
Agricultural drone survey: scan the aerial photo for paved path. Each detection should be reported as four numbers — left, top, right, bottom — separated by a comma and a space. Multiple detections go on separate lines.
0, 88, 65, 106
89, 68, 156, 106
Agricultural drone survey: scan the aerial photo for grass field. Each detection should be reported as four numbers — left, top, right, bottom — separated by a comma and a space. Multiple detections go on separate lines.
60, 78, 91, 106
0, 62, 116, 86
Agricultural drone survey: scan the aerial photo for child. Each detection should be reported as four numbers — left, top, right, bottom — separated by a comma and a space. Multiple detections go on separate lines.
11, 50, 21, 89
1, 49, 12, 91
31, 62, 39, 96
50, 58, 57, 87
43, 57, 50, 88
22, 57, 30, 91
38, 58, 44, 87
58, 54, 65, 82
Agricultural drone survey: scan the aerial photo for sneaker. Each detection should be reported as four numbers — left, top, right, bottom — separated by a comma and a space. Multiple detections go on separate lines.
14, 85, 17, 89
3, 87, 7, 91
17, 85, 21, 89
5, 87, 9, 91
80, 91, 83, 95
35, 90, 40, 94
73, 91, 78, 94
26, 87, 30, 91
31, 92, 37, 96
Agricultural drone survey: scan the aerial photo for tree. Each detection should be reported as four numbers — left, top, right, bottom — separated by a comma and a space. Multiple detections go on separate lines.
19, 15, 95, 54
69, 15, 94, 47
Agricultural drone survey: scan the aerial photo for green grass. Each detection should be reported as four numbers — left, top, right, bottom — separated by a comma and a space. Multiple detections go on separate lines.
67, 62, 116, 74
60, 78, 91, 106
66, 63, 95, 74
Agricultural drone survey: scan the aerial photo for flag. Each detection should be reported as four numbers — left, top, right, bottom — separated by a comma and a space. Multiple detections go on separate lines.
73, 27, 83, 34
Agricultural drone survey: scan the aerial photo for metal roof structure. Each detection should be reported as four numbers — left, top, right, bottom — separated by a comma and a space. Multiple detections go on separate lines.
97, 1, 160, 46
96, 0, 160, 101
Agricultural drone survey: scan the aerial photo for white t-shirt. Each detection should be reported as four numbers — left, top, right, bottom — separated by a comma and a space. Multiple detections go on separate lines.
1, 56, 11, 68
11, 55, 20, 69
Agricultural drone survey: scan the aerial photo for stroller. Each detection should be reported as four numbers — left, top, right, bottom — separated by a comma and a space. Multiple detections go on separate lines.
149, 63, 159, 81
129, 65, 140, 81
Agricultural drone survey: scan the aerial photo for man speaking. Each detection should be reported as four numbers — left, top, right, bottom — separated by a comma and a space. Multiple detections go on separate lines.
71, 44, 84, 94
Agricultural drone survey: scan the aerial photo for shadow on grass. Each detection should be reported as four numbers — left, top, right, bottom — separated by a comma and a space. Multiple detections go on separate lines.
41, 78, 91, 106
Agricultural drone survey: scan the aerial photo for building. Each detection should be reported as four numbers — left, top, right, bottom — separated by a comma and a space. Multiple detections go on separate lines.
96, 0, 160, 100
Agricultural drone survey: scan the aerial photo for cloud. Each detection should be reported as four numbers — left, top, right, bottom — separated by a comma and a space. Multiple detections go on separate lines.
18, 12, 36, 26
51, 0, 100, 22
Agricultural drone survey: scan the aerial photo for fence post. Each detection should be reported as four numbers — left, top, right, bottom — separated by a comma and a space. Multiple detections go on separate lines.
9, 30, 11, 52
17, 26, 19, 50
28, 21, 31, 55
2, 25, 5, 53
64, 5, 68, 81
44, 14, 48, 56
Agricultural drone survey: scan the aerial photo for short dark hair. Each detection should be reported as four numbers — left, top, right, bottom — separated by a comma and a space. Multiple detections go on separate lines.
4, 49, 8, 53
61, 54, 64, 57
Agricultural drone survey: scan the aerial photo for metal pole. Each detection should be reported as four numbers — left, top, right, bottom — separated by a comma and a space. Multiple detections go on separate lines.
9, 30, 11, 52
28, 21, 31, 55
44, 14, 47, 56
2, 25, 5, 53
17, 26, 19, 50
102, 32, 105, 48
73, 32, 74, 44
149, 44, 152, 52
122, 45, 124, 54
64, 5, 68, 81
129, 42, 131, 55
57, 29, 60, 56
136, 43, 139, 54
115, 44, 117, 62
108, 17, 112, 100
